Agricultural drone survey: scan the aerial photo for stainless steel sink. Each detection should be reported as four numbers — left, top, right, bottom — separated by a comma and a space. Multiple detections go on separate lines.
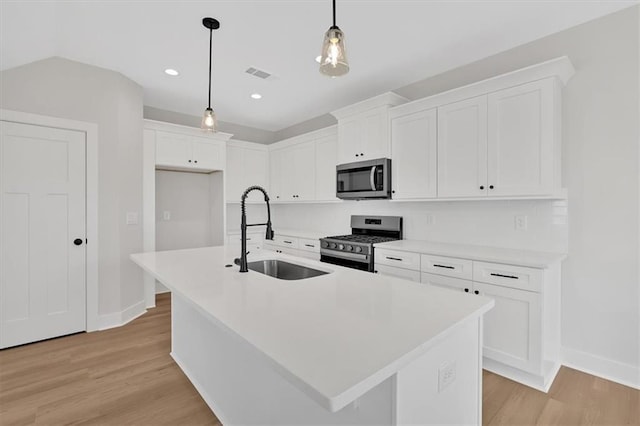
247, 259, 329, 280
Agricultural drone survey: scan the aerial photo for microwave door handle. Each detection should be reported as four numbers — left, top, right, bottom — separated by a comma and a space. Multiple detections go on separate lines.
370, 166, 377, 190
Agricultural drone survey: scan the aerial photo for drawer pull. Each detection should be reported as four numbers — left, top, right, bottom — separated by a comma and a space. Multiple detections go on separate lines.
385, 256, 403, 261
490, 273, 519, 279
304, 244, 315, 248
433, 264, 455, 270
283, 240, 293, 244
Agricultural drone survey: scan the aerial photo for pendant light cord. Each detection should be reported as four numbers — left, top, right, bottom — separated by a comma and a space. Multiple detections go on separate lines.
332, 0, 336, 27
208, 27, 212, 109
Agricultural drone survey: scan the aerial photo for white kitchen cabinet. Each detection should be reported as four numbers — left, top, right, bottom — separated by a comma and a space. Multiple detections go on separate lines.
390, 108, 437, 199
155, 130, 224, 172
226, 141, 268, 203
487, 78, 557, 196
263, 234, 321, 261
337, 107, 390, 163
375, 265, 421, 282
437, 96, 488, 198
332, 93, 408, 165
315, 134, 339, 201
272, 141, 316, 202
474, 281, 541, 374
375, 241, 561, 391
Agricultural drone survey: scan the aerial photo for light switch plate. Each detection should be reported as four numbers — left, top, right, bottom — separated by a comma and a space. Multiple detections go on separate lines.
515, 215, 528, 231
126, 212, 138, 225
163, 210, 171, 221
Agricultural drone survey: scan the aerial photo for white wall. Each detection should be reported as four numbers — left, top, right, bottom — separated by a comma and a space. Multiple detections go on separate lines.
0, 57, 145, 321
156, 170, 214, 251
266, 7, 640, 386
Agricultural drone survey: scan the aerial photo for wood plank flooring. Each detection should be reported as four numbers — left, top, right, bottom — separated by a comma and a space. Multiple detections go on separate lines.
1, 293, 638, 425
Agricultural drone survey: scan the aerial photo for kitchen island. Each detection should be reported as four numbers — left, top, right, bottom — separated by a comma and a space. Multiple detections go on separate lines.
131, 246, 493, 425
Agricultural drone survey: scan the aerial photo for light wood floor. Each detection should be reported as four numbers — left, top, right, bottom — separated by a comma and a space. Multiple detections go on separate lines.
1, 293, 638, 425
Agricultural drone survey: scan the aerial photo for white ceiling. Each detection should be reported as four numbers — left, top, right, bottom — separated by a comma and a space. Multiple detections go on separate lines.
1, 1, 636, 131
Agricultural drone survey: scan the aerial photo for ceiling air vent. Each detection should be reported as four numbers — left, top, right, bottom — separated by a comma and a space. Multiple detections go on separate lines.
245, 67, 273, 80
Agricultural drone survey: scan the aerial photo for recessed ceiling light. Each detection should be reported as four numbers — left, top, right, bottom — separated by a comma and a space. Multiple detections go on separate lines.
164, 68, 179, 76
315, 55, 322, 63
251, 93, 262, 100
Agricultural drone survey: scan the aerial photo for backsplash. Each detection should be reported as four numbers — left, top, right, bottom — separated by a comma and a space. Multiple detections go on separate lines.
227, 199, 568, 253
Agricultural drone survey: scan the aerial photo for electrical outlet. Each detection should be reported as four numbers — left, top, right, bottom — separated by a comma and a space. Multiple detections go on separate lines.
438, 360, 456, 392
426, 214, 435, 225
163, 210, 171, 221
515, 215, 528, 231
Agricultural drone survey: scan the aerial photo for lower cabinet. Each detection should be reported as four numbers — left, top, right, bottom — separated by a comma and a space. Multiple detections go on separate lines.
263, 234, 321, 261
376, 247, 560, 391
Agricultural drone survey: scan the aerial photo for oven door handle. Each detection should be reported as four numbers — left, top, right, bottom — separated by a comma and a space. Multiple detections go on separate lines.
370, 166, 377, 191
320, 249, 369, 262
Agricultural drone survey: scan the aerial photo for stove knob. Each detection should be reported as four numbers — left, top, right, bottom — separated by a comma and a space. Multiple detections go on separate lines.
355, 246, 363, 253
345, 245, 353, 251
329, 242, 337, 249
321, 241, 329, 248
338, 244, 345, 250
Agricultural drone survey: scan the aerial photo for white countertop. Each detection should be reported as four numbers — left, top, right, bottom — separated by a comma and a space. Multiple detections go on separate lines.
131, 246, 493, 412
375, 240, 566, 268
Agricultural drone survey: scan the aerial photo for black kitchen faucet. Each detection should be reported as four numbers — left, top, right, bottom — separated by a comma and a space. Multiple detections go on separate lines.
235, 185, 274, 272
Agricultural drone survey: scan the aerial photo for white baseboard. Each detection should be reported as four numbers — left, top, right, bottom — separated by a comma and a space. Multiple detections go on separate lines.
562, 347, 640, 390
98, 300, 147, 331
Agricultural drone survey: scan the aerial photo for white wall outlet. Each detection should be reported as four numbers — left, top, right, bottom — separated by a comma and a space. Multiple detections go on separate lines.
438, 360, 456, 392
514, 215, 528, 231
426, 214, 435, 225
126, 212, 139, 225
163, 210, 171, 221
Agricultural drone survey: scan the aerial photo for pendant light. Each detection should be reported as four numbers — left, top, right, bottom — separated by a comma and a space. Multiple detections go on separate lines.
201, 17, 220, 132
319, 0, 349, 77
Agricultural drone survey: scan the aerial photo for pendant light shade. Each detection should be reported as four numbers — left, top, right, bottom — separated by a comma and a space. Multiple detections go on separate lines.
319, 0, 349, 77
201, 17, 220, 132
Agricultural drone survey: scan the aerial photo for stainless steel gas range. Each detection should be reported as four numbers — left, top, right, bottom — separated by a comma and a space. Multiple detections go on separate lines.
320, 215, 403, 272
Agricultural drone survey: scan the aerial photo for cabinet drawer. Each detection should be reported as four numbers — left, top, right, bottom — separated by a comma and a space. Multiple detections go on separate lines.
375, 265, 421, 283
473, 261, 542, 292
421, 272, 471, 293
298, 238, 320, 253
421, 254, 473, 280
271, 235, 299, 249
375, 249, 421, 271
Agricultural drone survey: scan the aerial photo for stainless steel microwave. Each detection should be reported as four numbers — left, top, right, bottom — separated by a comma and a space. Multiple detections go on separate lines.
336, 158, 391, 200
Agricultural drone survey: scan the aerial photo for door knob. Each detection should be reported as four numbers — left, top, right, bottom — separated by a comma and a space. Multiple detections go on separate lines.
73, 238, 84, 246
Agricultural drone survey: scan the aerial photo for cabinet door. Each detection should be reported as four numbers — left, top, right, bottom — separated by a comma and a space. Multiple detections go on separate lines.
269, 149, 285, 201
487, 78, 555, 196
421, 273, 472, 293
315, 135, 338, 201
391, 109, 437, 199
225, 145, 244, 202
360, 107, 389, 160
290, 141, 316, 201
437, 96, 488, 198
244, 148, 269, 203
337, 118, 360, 164
192, 137, 223, 171
155, 131, 192, 168
474, 281, 542, 374
375, 265, 421, 282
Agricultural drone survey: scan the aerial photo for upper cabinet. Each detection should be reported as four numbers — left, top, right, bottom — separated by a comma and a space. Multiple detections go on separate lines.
269, 126, 339, 203
149, 122, 230, 173
390, 56, 574, 200
390, 108, 438, 200
332, 93, 408, 164
226, 141, 269, 203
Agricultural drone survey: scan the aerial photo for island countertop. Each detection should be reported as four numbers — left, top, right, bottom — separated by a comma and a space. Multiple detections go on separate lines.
131, 246, 493, 412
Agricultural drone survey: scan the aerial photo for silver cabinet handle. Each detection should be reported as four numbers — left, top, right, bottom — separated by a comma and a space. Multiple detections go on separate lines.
386, 256, 402, 261
283, 240, 293, 244
304, 244, 315, 248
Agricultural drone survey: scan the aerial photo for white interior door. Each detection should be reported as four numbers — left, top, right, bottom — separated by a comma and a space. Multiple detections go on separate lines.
1, 121, 86, 348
